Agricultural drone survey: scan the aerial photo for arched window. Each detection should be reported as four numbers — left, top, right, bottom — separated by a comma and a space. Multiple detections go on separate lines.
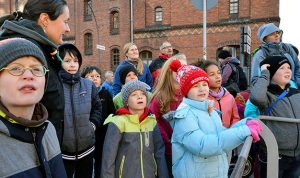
229, 0, 239, 18
84, 0, 92, 21
140, 50, 153, 65
84, 33, 93, 55
110, 11, 119, 35
155, 7, 163, 23
111, 48, 120, 69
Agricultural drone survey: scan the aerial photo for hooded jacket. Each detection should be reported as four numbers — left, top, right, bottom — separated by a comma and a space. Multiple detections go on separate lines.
251, 23, 300, 87
250, 69, 300, 157
101, 108, 169, 178
0, 102, 66, 178
171, 98, 251, 178
59, 69, 102, 159
0, 19, 65, 143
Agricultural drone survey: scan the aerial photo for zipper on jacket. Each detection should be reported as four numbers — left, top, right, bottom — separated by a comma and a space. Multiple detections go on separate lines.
30, 128, 47, 177
119, 155, 125, 178
217, 99, 223, 120
152, 153, 157, 176
287, 97, 299, 156
144, 128, 150, 147
139, 126, 145, 178
71, 85, 79, 160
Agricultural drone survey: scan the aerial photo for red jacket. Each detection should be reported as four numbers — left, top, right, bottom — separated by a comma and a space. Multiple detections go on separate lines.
149, 95, 182, 156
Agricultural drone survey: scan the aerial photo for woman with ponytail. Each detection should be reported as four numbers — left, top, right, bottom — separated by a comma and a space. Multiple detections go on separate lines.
0, 0, 71, 143
112, 42, 153, 96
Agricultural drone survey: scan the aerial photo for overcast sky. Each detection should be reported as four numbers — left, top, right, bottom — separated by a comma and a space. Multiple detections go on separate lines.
279, 0, 299, 49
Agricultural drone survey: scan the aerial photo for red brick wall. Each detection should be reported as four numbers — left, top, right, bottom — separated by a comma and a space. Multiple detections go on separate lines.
0, 0, 280, 71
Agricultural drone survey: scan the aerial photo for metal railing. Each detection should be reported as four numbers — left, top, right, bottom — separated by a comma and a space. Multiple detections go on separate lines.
231, 116, 300, 178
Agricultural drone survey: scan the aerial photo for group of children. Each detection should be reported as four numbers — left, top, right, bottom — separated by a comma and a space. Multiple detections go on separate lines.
1, 22, 300, 178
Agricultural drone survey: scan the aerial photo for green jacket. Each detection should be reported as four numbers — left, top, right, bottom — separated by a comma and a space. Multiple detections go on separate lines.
101, 113, 169, 178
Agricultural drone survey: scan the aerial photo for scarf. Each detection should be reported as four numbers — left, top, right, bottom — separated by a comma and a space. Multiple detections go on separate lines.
58, 69, 81, 85
159, 52, 170, 60
209, 87, 225, 100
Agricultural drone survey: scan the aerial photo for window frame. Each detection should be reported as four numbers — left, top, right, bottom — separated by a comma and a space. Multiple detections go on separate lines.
84, 33, 93, 55
155, 7, 163, 23
84, 0, 92, 21
110, 11, 120, 35
111, 48, 120, 69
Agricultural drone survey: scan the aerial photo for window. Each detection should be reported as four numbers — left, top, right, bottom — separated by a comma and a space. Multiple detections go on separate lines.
155, 7, 163, 23
110, 11, 119, 35
229, 0, 239, 14
111, 48, 120, 69
140, 50, 153, 65
84, 0, 92, 21
84, 33, 93, 55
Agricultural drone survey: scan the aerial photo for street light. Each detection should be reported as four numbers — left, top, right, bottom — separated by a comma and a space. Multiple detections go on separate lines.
87, 1, 101, 67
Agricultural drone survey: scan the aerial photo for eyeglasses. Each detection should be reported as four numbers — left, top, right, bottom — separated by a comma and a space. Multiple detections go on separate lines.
86, 75, 101, 80
0, 63, 49, 77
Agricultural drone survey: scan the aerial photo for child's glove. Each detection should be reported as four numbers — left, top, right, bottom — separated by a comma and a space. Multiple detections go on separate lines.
246, 120, 262, 142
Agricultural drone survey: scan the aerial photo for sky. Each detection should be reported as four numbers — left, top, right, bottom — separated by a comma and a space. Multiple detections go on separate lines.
279, 0, 300, 50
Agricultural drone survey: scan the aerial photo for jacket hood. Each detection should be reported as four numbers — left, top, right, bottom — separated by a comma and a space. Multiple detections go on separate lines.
221, 57, 240, 65
0, 102, 48, 135
257, 23, 282, 42
0, 19, 57, 53
116, 107, 150, 123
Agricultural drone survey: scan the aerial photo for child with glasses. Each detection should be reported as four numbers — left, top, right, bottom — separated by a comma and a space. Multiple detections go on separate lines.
58, 43, 102, 178
81, 65, 115, 178
0, 38, 67, 177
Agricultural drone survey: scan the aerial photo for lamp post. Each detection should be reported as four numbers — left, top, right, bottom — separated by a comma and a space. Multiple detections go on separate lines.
87, 1, 101, 67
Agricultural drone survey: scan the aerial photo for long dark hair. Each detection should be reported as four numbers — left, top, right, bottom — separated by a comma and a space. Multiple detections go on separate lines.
23, 0, 67, 21
0, 0, 67, 26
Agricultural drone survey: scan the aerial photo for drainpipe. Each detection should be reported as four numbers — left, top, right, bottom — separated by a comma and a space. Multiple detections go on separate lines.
130, 0, 133, 42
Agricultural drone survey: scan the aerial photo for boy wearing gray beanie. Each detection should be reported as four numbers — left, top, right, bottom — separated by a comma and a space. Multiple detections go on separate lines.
0, 38, 67, 177
101, 80, 169, 178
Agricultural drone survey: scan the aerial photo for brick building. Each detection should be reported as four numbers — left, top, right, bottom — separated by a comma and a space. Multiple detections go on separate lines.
0, 0, 280, 72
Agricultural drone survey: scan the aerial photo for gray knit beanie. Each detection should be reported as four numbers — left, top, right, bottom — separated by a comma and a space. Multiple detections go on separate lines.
0, 38, 47, 69
122, 80, 150, 107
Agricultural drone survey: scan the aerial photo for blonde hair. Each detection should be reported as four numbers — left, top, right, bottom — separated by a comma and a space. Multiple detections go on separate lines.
123, 42, 144, 74
151, 53, 187, 113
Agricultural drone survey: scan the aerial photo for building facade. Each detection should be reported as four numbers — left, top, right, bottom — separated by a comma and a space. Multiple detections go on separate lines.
0, 0, 280, 72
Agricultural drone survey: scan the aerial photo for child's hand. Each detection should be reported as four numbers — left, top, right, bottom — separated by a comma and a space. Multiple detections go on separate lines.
261, 64, 270, 71
246, 120, 262, 142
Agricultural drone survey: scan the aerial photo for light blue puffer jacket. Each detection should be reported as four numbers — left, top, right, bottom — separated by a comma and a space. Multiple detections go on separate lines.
171, 98, 251, 178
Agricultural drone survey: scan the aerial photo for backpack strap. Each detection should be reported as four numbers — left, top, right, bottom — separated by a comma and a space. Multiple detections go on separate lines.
264, 90, 288, 115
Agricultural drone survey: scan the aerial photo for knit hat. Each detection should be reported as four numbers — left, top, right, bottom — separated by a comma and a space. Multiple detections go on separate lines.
260, 55, 291, 80
58, 43, 82, 67
121, 80, 150, 107
0, 38, 47, 69
119, 64, 138, 84
218, 50, 232, 59
257, 23, 282, 42
170, 60, 209, 97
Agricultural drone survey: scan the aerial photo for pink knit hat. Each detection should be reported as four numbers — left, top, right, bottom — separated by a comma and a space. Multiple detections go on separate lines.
170, 60, 209, 96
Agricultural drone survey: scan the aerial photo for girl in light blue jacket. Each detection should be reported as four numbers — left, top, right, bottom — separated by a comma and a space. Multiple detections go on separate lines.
169, 60, 262, 178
